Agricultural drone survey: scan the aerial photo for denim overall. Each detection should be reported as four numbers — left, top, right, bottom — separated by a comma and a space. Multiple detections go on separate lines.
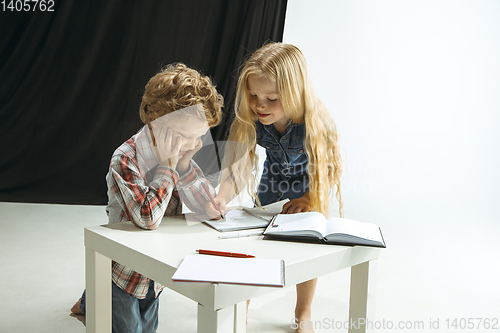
255, 121, 309, 205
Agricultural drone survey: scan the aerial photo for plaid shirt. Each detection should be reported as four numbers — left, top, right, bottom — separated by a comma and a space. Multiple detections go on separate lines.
105, 127, 215, 299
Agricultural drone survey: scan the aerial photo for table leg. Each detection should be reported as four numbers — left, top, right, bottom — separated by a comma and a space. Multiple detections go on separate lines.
234, 301, 247, 333
198, 302, 246, 333
85, 247, 112, 333
348, 260, 378, 333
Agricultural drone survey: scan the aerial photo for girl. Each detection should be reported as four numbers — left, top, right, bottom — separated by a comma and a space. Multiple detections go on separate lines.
207, 42, 343, 332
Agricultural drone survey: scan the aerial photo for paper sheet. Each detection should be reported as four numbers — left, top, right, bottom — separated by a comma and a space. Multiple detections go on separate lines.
172, 255, 284, 287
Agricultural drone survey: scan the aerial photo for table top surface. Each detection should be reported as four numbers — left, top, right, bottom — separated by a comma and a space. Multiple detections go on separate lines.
85, 214, 380, 270
85, 214, 381, 308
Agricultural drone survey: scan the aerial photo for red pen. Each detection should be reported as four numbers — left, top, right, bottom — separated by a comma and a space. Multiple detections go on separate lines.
201, 182, 224, 219
196, 249, 255, 258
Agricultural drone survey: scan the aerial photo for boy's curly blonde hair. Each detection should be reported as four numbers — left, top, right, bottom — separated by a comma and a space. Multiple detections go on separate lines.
139, 63, 223, 127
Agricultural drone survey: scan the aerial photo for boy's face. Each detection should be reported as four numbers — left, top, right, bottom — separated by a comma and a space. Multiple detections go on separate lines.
151, 113, 209, 157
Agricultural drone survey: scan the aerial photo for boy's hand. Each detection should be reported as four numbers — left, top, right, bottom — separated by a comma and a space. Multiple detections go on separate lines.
281, 192, 311, 214
204, 196, 227, 220
176, 137, 203, 175
150, 128, 181, 169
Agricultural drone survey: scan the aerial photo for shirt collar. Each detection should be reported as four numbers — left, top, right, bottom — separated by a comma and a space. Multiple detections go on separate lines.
262, 120, 302, 139
135, 126, 159, 177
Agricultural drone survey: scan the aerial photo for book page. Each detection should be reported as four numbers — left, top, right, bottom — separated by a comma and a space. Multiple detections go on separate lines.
324, 218, 383, 242
242, 208, 276, 221
204, 210, 269, 231
256, 199, 290, 214
265, 212, 328, 237
241, 199, 290, 219
172, 255, 284, 287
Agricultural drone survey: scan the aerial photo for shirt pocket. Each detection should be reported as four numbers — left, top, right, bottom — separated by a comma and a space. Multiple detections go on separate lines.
287, 143, 306, 164
287, 146, 308, 178
260, 138, 282, 153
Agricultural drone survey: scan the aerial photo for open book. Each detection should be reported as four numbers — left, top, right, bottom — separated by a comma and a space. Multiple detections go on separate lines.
203, 200, 288, 232
171, 254, 285, 287
263, 212, 386, 248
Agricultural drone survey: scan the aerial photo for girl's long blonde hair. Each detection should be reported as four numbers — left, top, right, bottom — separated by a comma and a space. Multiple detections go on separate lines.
226, 42, 343, 217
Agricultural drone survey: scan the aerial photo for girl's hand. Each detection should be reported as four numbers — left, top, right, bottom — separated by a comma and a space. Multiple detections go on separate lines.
204, 196, 227, 220
150, 127, 181, 169
177, 137, 203, 175
281, 193, 311, 214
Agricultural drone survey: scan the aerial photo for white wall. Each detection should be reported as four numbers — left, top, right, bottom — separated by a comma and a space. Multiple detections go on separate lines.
284, 0, 500, 225
283, 0, 500, 325
284, 0, 500, 226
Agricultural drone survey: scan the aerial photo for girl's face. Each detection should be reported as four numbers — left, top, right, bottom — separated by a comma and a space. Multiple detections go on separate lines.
247, 74, 288, 131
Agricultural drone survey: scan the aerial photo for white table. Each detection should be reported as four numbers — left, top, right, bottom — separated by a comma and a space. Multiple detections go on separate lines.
85, 215, 380, 333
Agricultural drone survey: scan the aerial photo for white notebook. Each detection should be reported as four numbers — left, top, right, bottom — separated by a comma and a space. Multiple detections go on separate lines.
203, 199, 289, 232
172, 255, 285, 287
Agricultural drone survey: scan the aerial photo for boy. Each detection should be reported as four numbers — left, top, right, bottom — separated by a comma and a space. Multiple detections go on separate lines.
71, 63, 224, 333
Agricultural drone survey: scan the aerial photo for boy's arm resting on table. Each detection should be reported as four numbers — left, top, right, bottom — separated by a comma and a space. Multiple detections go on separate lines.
176, 160, 217, 214
108, 154, 179, 230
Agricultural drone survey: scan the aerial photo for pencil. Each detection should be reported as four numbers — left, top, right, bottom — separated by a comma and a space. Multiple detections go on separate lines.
196, 249, 255, 258
218, 229, 264, 239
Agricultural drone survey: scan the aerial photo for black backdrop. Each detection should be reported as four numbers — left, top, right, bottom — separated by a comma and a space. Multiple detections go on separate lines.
0, 0, 287, 205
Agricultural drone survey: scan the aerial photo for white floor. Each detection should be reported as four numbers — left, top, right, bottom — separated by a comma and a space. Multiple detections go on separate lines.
1, 202, 499, 333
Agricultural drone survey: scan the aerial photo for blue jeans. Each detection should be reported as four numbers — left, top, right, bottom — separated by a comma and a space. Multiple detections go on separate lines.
80, 280, 160, 333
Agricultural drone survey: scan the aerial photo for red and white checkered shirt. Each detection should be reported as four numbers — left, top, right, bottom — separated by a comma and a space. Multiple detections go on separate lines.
105, 127, 215, 299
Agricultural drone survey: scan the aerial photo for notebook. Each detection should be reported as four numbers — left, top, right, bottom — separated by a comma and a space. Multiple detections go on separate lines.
172, 254, 285, 287
203, 199, 289, 232
263, 212, 386, 248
